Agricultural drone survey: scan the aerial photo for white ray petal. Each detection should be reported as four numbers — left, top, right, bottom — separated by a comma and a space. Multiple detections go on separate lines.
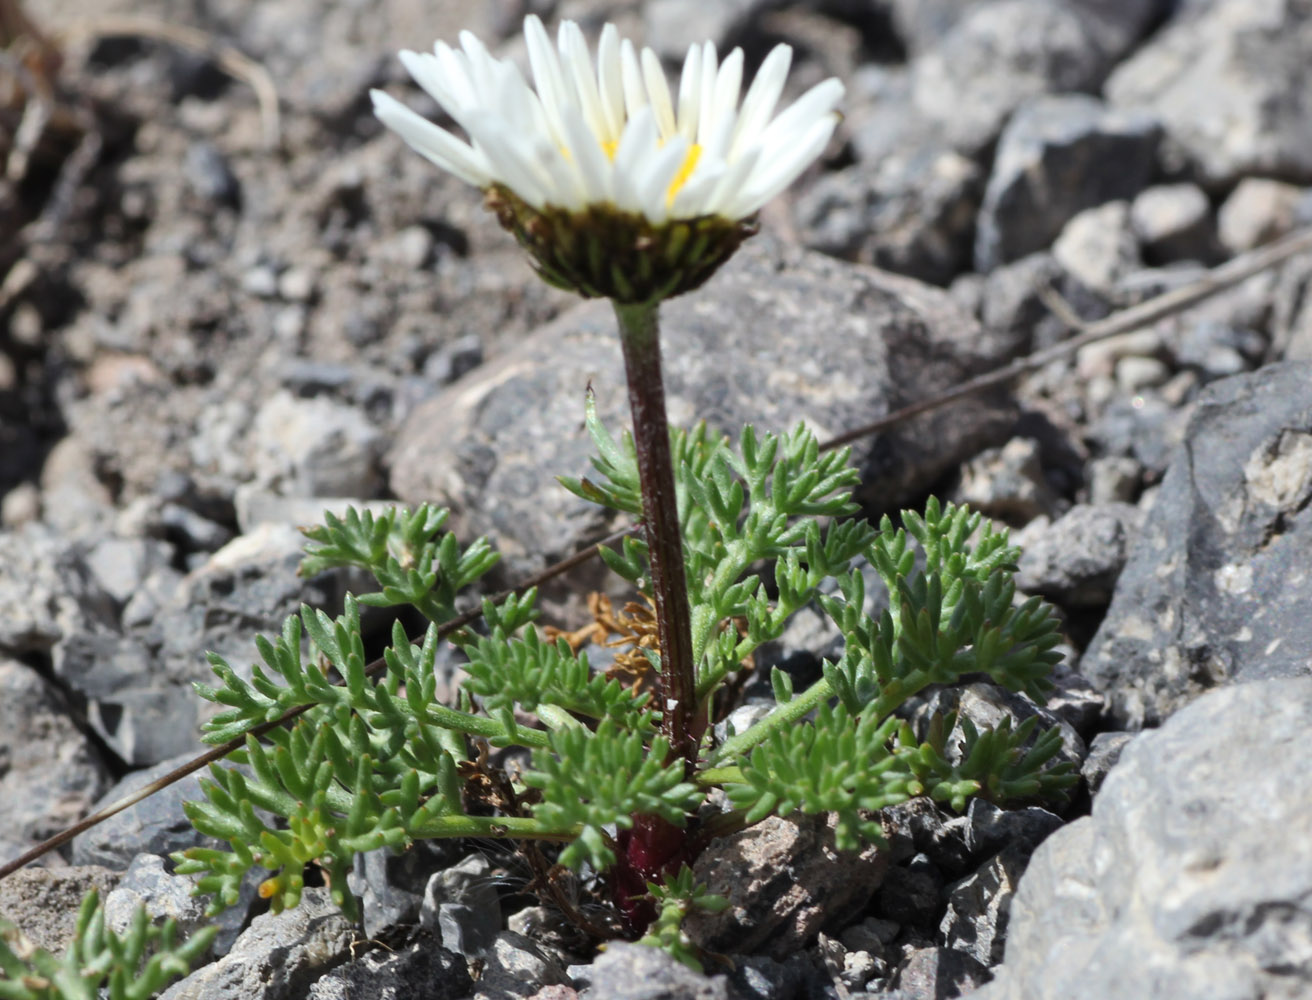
633, 133, 690, 222
560, 21, 610, 140
700, 105, 736, 164
728, 113, 838, 217
433, 41, 478, 110
370, 89, 491, 187
728, 43, 791, 162
462, 116, 552, 208
641, 47, 678, 139
670, 159, 726, 218
676, 43, 702, 142
620, 39, 648, 120
524, 14, 570, 143
398, 51, 456, 117
703, 144, 760, 216
706, 47, 743, 150
560, 106, 614, 203
696, 42, 719, 146
753, 77, 844, 154
597, 23, 626, 142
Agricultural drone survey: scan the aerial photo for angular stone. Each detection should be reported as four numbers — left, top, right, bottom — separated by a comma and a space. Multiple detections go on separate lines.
974, 95, 1161, 271
1106, 0, 1312, 188
977, 678, 1312, 1000
685, 813, 890, 960
584, 942, 731, 1000
1016, 502, 1144, 608
0, 865, 122, 955
940, 846, 1029, 966
160, 888, 355, 1000
306, 933, 472, 1000
1082, 363, 1312, 727
0, 658, 110, 850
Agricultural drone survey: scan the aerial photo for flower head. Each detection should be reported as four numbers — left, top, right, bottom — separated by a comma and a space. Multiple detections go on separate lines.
371, 16, 843, 301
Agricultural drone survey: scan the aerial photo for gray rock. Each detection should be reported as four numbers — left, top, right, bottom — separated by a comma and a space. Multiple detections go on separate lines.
250, 390, 384, 499
1105, 0, 1312, 188
685, 812, 891, 960
1082, 362, 1312, 727
1130, 183, 1217, 264
887, 0, 982, 56
796, 144, 982, 286
71, 752, 230, 868
874, 855, 944, 930
641, 0, 762, 59
1272, 254, 1312, 362
1016, 502, 1144, 607
818, 929, 891, 991
893, 946, 991, 997
910, 1, 1115, 155
925, 800, 1065, 880
473, 930, 571, 1000
939, 845, 1029, 966
420, 852, 502, 958
0, 524, 117, 664
1085, 454, 1143, 504
953, 438, 1063, 525
389, 237, 1016, 580
348, 840, 464, 940
1079, 731, 1134, 797
979, 252, 1107, 357
0, 865, 122, 954
102, 852, 211, 942
1216, 177, 1307, 255
1051, 201, 1141, 297
584, 941, 731, 1000
1086, 389, 1192, 481
306, 934, 472, 1000
1173, 321, 1266, 383
977, 678, 1312, 1000
727, 952, 813, 1000
160, 888, 355, 1000
974, 95, 1161, 272
0, 658, 110, 850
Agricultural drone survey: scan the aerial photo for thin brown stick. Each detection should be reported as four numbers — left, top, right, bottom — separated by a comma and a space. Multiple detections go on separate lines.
53, 14, 281, 149
3, 227, 1310, 880
820, 226, 1312, 453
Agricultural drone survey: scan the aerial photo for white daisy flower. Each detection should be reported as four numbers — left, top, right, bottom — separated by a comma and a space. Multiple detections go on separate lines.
371, 16, 844, 226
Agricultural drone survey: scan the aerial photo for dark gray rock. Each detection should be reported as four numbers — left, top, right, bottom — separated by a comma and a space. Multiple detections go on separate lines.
306, 934, 472, 1000
347, 839, 463, 940
910, 1, 1115, 155
1016, 502, 1144, 607
160, 887, 355, 1000
1130, 183, 1217, 264
1079, 731, 1134, 797
923, 800, 1065, 881
977, 678, 1312, 1000
583, 941, 731, 999
796, 144, 982, 286
71, 752, 222, 869
893, 946, 991, 997
389, 237, 1016, 580
685, 812, 891, 960
0, 658, 110, 851
728, 951, 815, 1000
1105, 0, 1312, 188
939, 845, 1029, 966
1172, 320, 1266, 383
1082, 362, 1312, 727
1086, 390, 1193, 482
974, 95, 1161, 272
873, 856, 944, 930
979, 252, 1107, 357
419, 852, 502, 958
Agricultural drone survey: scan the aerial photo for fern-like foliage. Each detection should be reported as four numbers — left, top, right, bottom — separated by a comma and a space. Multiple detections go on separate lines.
159, 417, 1074, 973
0, 893, 214, 1000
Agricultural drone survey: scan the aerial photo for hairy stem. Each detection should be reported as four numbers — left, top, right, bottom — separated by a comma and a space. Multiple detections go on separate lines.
613, 299, 698, 771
